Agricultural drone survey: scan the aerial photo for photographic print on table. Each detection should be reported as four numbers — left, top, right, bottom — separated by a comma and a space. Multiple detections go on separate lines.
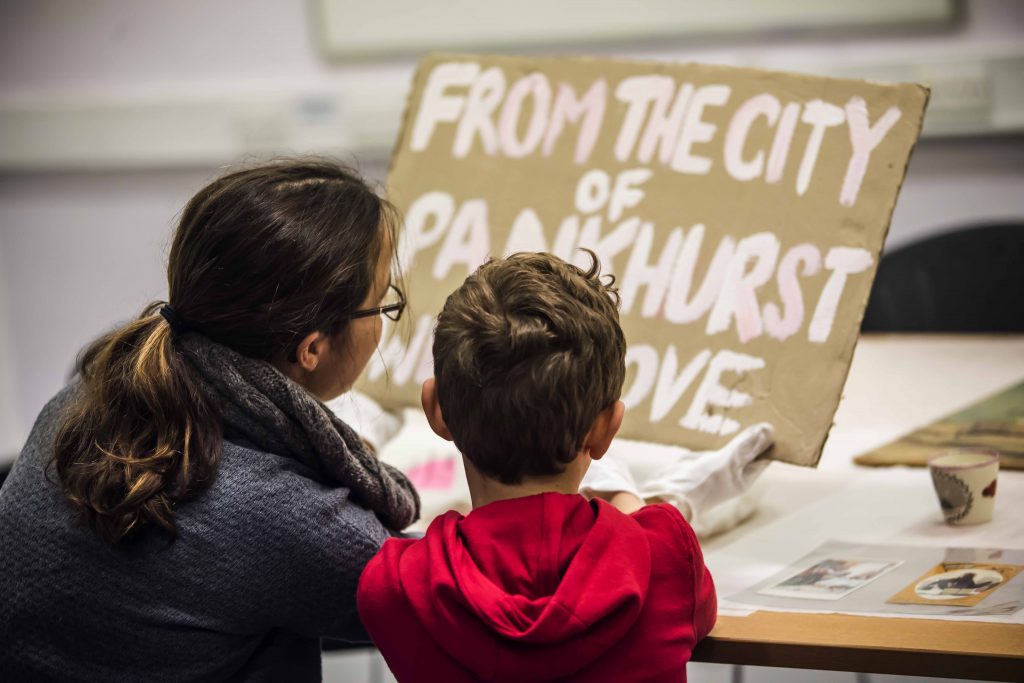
757, 557, 902, 601
887, 562, 1023, 607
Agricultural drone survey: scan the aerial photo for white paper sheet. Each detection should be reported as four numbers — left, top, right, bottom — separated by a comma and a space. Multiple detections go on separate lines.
708, 468, 1024, 623
725, 540, 1024, 624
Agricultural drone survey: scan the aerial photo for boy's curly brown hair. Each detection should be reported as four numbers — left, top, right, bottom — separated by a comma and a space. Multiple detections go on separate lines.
432, 250, 626, 484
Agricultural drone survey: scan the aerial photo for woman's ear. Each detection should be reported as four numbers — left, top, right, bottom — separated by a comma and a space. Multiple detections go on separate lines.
421, 377, 454, 441
583, 400, 625, 460
294, 331, 327, 372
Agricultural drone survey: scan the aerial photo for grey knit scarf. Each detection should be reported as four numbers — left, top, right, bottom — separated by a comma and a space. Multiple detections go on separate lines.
179, 334, 420, 531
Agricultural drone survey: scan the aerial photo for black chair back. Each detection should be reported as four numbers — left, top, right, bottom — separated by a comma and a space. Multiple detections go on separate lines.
862, 224, 1024, 332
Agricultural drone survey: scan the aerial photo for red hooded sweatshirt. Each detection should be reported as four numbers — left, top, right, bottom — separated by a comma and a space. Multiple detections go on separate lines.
357, 492, 716, 682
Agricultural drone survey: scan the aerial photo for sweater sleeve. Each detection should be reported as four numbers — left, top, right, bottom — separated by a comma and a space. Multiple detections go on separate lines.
206, 450, 394, 643
276, 493, 392, 642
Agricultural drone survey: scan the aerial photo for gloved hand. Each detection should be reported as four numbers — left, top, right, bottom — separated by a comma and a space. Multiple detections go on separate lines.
579, 452, 642, 499
326, 389, 402, 454
637, 423, 774, 521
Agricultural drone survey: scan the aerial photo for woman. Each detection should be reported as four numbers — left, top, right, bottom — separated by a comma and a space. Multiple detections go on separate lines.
0, 160, 420, 682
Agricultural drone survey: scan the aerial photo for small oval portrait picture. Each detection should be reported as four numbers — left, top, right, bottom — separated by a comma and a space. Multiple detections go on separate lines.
914, 568, 1004, 600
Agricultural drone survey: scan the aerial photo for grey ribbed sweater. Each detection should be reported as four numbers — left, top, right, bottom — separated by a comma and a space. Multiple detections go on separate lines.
0, 386, 396, 682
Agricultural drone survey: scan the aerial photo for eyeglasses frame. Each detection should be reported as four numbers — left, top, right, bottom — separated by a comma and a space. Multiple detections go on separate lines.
346, 283, 406, 322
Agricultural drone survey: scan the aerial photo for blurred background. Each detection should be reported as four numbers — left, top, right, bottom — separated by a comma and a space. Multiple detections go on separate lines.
0, 2, 1021, 681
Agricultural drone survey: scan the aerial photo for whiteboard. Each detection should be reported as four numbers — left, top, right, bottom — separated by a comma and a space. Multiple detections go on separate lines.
311, 0, 956, 60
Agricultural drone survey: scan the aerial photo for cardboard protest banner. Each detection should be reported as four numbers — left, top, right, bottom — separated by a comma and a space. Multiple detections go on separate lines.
360, 53, 929, 467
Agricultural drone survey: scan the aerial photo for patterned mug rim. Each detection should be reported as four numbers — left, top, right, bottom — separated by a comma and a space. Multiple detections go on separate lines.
927, 448, 1000, 471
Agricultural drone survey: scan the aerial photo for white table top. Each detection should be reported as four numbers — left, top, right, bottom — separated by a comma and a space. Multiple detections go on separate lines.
704, 334, 1024, 608
820, 334, 1024, 472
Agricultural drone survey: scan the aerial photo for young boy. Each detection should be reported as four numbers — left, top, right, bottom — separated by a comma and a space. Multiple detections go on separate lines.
357, 252, 720, 682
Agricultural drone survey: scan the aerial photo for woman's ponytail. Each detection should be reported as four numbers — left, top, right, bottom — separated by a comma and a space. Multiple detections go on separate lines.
53, 302, 221, 544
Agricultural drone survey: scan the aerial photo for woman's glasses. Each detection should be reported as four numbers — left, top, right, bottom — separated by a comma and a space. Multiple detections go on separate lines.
347, 284, 406, 322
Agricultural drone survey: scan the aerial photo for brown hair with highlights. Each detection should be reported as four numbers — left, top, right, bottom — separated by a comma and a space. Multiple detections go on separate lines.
53, 159, 399, 544
432, 251, 626, 484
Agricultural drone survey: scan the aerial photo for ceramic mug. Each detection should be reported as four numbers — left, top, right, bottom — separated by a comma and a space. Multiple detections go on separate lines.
927, 449, 999, 525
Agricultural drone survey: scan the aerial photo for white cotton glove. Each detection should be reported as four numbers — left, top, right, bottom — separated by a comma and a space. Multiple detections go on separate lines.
326, 389, 402, 454
579, 452, 642, 499
687, 479, 765, 539
637, 423, 774, 521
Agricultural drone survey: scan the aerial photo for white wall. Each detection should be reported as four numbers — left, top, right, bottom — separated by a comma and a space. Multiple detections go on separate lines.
0, 0, 332, 95
886, 136, 1024, 249
1, 0, 1023, 459
0, 263, 20, 456
0, 168, 211, 450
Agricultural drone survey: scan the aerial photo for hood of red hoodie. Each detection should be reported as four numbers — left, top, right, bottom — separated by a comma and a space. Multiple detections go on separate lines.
395, 493, 652, 682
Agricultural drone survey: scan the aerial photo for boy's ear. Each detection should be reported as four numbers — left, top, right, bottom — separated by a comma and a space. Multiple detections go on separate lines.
584, 400, 625, 460
421, 377, 454, 442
